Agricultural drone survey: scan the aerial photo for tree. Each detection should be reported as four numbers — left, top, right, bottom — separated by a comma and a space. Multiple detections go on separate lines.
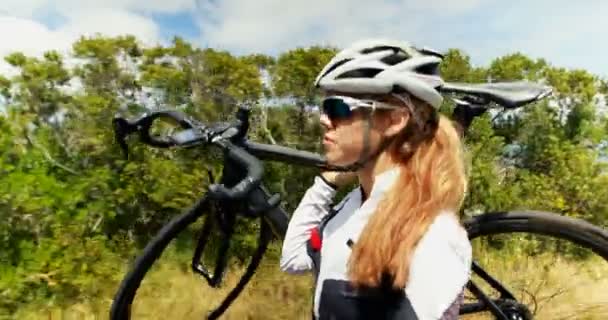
271, 45, 337, 138
440, 49, 487, 83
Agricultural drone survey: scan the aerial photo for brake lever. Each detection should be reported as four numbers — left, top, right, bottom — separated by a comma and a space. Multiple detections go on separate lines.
112, 117, 138, 160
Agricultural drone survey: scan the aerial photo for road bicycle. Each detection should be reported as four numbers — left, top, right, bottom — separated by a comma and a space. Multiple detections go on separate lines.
109, 81, 608, 320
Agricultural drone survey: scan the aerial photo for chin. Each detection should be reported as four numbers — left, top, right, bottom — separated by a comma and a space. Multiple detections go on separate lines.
323, 151, 339, 166
324, 153, 351, 167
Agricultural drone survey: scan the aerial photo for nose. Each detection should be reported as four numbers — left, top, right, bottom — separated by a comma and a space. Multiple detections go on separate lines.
319, 113, 333, 130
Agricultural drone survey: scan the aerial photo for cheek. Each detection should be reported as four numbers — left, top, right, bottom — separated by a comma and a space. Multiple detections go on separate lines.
337, 125, 363, 152
337, 126, 385, 154
324, 124, 365, 164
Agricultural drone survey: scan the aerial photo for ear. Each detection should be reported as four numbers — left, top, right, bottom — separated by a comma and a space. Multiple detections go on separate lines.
383, 109, 410, 138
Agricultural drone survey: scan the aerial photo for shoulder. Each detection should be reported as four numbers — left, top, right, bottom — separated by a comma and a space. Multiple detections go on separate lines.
331, 186, 362, 212
405, 210, 472, 319
420, 211, 471, 264
411, 211, 472, 275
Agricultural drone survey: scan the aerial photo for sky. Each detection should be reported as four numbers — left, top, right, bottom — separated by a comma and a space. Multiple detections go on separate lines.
0, 0, 607, 78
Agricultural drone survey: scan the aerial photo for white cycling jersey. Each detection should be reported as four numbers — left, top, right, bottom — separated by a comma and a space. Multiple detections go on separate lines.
280, 167, 472, 320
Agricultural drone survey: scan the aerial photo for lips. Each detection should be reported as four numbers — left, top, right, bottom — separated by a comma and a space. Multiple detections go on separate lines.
323, 135, 335, 144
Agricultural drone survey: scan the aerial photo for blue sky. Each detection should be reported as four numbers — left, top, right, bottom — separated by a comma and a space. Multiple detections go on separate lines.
152, 12, 200, 41
1, 0, 607, 78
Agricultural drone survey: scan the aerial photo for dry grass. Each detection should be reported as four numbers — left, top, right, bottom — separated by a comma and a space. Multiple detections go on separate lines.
12, 245, 608, 320
12, 257, 314, 320
462, 243, 608, 320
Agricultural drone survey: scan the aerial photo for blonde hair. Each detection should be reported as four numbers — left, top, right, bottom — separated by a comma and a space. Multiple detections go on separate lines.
347, 96, 468, 289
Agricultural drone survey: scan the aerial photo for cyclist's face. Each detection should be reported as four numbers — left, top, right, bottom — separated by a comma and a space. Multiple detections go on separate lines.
319, 93, 409, 166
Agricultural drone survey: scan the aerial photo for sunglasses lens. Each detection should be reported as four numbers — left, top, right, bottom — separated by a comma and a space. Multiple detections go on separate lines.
322, 98, 353, 120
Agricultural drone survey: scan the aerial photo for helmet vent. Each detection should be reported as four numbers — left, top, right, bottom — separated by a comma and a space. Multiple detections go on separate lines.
336, 68, 383, 79
320, 58, 352, 79
415, 62, 440, 76
380, 51, 410, 66
361, 46, 398, 54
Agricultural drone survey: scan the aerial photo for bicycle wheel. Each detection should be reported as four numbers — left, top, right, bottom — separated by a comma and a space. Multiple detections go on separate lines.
110, 195, 212, 320
110, 192, 275, 320
461, 210, 608, 320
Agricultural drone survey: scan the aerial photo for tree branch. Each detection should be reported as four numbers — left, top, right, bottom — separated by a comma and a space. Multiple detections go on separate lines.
24, 130, 79, 175
259, 106, 277, 145
50, 121, 75, 158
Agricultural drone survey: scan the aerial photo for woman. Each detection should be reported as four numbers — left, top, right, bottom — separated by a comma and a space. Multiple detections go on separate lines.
280, 39, 472, 320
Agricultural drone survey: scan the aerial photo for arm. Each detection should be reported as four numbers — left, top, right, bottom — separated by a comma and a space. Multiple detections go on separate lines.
279, 175, 337, 274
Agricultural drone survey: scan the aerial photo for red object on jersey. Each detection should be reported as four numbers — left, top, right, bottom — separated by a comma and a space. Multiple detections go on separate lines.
309, 227, 322, 251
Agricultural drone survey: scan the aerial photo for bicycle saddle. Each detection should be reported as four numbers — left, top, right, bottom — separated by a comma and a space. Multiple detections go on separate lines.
440, 81, 553, 109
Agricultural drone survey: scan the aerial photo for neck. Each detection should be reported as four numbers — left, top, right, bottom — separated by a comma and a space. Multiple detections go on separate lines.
356, 152, 397, 201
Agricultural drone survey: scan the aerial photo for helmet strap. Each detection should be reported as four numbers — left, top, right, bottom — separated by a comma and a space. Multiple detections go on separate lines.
392, 93, 424, 128
341, 110, 394, 172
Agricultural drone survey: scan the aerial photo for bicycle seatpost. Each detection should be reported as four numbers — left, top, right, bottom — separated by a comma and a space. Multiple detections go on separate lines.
451, 97, 489, 137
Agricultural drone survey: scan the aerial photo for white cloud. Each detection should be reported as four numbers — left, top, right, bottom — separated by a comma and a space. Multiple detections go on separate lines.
1, 0, 196, 18
499, 2, 608, 73
114, 0, 196, 13
195, 0, 435, 53
58, 8, 160, 44
0, 17, 72, 56
195, 0, 608, 77
2, 0, 608, 80
0, 0, 48, 18
451, 1, 608, 76
406, 0, 492, 14
0, 17, 73, 76
193, 0, 516, 58
0, 0, 182, 77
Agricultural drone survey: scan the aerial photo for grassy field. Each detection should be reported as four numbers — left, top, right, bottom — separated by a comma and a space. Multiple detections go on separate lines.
462, 238, 608, 320
11, 243, 608, 320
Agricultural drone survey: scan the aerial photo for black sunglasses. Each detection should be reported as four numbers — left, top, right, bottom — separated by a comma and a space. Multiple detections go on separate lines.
321, 96, 397, 121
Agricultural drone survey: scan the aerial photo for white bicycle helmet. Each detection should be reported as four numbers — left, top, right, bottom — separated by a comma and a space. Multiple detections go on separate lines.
314, 39, 445, 109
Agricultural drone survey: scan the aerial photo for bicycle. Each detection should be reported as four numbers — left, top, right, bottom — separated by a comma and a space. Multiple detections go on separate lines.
109, 81, 608, 320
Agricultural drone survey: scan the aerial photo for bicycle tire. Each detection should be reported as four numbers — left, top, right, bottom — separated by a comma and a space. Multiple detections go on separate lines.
464, 210, 608, 260
461, 210, 608, 318
110, 196, 211, 320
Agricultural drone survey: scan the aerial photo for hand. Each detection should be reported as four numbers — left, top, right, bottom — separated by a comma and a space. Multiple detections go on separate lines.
321, 171, 358, 188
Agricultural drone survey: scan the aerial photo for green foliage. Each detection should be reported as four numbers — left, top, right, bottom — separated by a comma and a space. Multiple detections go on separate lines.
0, 75, 11, 99
461, 113, 517, 214
1, 35, 607, 317
488, 53, 547, 81
243, 54, 275, 70
3, 51, 71, 123
271, 46, 337, 104
440, 49, 487, 82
